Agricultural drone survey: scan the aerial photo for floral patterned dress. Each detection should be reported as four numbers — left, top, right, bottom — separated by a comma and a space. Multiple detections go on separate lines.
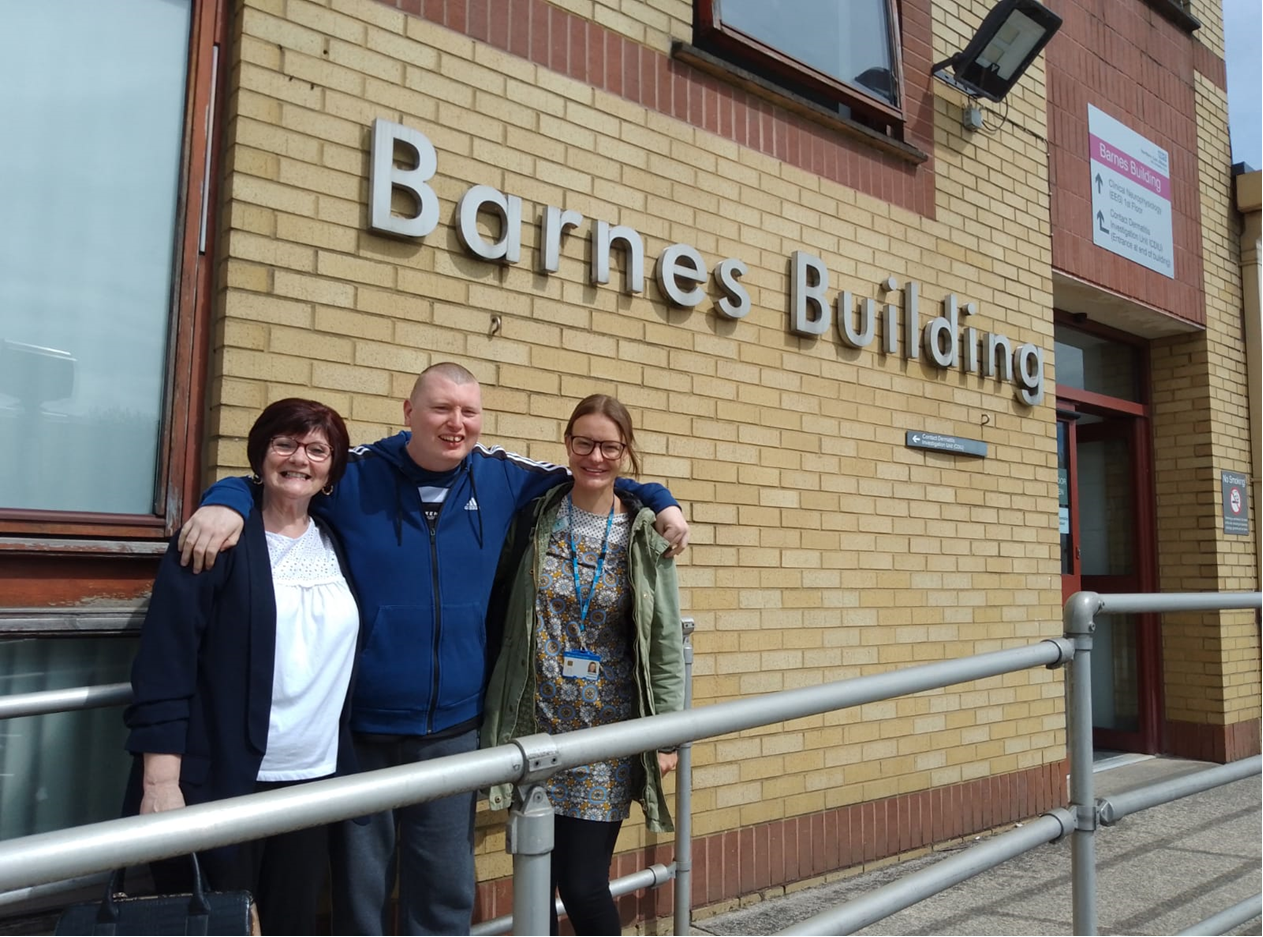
533, 494, 639, 821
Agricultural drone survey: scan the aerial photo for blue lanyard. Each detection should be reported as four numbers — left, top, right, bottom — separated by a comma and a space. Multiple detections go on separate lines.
568, 495, 615, 632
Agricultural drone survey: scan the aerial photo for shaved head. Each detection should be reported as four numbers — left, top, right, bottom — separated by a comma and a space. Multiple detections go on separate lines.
411, 362, 478, 401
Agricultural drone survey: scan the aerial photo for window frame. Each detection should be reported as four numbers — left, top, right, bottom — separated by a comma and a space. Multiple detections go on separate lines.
0, 0, 223, 548
694, 0, 906, 128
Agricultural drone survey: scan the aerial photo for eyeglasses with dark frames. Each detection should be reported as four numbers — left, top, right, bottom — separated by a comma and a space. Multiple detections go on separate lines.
270, 436, 332, 462
568, 436, 627, 459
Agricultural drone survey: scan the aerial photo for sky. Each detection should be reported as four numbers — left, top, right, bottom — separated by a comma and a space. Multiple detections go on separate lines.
1223, 0, 1262, 170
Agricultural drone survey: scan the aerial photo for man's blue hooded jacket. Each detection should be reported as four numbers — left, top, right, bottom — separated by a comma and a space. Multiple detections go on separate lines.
202, 431, 677, 736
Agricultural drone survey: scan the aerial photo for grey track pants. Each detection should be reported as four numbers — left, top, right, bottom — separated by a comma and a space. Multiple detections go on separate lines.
329, 729, 478, 935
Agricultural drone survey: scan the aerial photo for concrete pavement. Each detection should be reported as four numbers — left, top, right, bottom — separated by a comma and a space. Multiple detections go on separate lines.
692, 755, 1261, 936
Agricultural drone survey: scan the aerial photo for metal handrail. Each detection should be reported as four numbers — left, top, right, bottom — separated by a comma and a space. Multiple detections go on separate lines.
1, 591, 1257, 936
0, 682, 131, 721
780, 810, 1076, 935
1177, 894, 1263, 936
1061, 590, 1261, 937
0, 638, 1074, 894
1089, 591, 1260, 615
1098, 755, 1263, 825
470, 863, 674, 936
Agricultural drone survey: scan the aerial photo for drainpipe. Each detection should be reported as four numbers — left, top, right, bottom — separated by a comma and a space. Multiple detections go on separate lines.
1236, 168, 1261, 557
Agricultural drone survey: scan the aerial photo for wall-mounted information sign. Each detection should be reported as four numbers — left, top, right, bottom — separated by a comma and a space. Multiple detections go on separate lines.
1088, 105, 1175, 278
905, 432, 988, 458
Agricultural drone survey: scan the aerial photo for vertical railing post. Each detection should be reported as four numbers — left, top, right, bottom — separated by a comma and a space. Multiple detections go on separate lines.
506, 734, 561, 936
1064, 591, 1100, 936
673, 618, 696, 934
506, 783, 555, 937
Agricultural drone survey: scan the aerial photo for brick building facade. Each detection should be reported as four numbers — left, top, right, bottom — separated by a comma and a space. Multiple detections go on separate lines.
1, 0, 1257, 930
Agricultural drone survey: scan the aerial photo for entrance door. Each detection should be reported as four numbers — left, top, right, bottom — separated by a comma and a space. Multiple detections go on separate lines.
1055, 322, 1160, 753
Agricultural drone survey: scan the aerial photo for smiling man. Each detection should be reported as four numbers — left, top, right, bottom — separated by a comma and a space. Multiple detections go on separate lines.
176, 362, 689, 936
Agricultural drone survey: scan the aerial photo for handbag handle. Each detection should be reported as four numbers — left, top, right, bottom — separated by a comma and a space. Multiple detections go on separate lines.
93, 853, 213, 935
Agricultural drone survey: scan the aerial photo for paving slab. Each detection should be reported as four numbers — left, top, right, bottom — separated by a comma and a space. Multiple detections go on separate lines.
692, 756, 1261, 936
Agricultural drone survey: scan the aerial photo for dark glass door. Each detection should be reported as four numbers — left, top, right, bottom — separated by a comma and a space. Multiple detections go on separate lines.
1055, 320, 1159, 753
1058, 410, 1160, 752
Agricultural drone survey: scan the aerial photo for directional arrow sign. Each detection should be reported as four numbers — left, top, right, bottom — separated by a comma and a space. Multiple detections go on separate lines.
1088, 105, 1174, 278
905, 431, 987, 458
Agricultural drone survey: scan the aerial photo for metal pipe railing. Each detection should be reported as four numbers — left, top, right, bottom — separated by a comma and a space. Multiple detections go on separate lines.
470, 863, 673, 936
1064, 591, 1099, 936
1098, 756, 1263, 825
0, 637, 1073, 895
1063, 590, 1262, 937
0, 682, 131, 721
673, 617, 696, 933
1176, 894, 1263, 936
0, 872, 112, 911
778, 809, 1075, 935
0, 745, 525, 892
1091, 592, 1260, 615
515, 639, 1073, 771
1, 591, 1256, 936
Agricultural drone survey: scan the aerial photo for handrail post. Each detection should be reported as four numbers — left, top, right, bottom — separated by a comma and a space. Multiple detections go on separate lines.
673, 618, 695, 934
507, 734, 561, 936
1064, 591, 1100, 936
506, 784, 555, 936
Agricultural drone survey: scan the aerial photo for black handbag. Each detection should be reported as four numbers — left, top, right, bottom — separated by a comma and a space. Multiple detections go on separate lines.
54, 854, 257, 936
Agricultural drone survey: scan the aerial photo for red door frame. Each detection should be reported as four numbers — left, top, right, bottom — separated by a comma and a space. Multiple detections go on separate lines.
1055, 316, 1162, 754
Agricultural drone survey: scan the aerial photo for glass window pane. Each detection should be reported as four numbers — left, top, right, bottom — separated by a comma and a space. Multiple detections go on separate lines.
1077, 430, 1134, 576
1058, 420, 1073, 574
1053, 325, 1141, 402
0, 637, 137, 840
1090, 613, 1139, 732
0, 0, 193, 514
717, 0, 898, 104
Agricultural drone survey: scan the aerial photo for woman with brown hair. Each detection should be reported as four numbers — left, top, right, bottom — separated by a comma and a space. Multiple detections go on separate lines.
483, 394, 684, 935
123, 398, 361, 934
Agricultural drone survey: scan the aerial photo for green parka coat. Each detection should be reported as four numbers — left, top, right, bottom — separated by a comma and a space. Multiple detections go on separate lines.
481, 483, 685, 832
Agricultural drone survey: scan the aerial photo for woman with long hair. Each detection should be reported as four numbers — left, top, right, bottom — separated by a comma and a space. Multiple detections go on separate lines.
483, 394, 684, 935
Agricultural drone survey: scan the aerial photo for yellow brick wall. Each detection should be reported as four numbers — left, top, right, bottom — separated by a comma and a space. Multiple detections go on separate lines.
1151, 66, 1261, 727
587, 0, 691, 51
211, 0, 1071, 870
1189, 0, 1224, 60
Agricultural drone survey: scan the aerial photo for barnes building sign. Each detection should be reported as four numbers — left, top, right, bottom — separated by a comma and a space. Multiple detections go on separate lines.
366, 119, 1046, 407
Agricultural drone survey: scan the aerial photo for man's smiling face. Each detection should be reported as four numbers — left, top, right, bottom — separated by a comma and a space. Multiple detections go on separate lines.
403, 374, 483, 471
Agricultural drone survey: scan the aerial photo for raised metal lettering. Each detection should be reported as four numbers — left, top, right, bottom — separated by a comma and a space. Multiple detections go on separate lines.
368, 119, 439, 239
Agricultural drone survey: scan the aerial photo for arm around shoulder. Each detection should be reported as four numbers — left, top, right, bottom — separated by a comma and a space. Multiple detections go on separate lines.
615, 480, 689, 556
177, 476, 254, 572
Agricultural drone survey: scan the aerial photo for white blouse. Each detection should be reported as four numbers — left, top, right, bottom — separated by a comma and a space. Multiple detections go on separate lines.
256, 519, 358, 781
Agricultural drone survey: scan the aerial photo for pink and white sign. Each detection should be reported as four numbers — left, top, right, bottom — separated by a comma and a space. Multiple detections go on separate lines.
1087, 105, 1175, 278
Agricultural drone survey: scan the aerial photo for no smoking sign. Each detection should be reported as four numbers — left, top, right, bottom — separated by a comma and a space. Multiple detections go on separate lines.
1220, 471, 1249, 535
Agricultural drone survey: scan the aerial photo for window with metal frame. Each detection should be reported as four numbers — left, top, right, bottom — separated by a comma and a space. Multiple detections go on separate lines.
693, 0, 905, 131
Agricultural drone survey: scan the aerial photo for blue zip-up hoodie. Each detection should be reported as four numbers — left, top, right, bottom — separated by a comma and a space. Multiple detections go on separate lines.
201, 431, 677, 736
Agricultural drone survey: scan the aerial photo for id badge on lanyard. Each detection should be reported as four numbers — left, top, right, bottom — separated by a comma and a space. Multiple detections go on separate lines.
562, 649, 601, 680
